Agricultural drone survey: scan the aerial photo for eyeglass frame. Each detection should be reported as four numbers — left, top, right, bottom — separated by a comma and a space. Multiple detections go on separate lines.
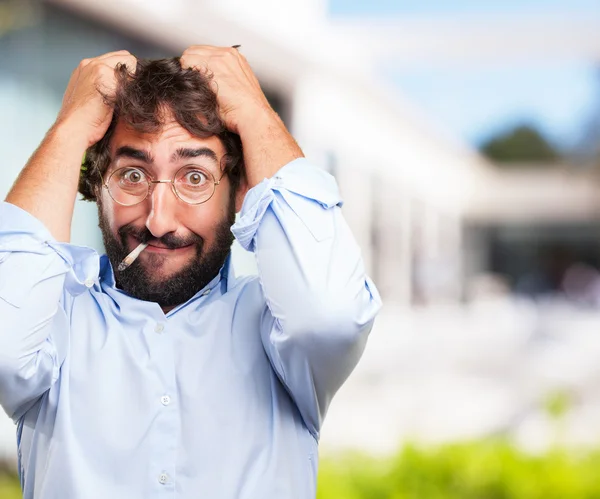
101, 164, 227, 207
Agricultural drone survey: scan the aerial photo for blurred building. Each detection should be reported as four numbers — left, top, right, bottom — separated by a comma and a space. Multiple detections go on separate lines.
466, 163, 600, 298
1, 0, 600, 460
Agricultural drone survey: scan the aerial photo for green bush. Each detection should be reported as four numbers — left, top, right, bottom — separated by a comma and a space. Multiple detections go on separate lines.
0, 461, 20, 499
3, 440, 600, 499
0, 478, 20, 499
317, 440, 600, 499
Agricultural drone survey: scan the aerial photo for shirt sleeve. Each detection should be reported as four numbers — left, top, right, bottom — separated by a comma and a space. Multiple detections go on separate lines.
231, 159, 382, 439
0, 202, 99, 422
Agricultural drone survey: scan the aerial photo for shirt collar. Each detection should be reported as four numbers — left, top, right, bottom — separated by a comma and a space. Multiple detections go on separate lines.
99, 252, 235, 305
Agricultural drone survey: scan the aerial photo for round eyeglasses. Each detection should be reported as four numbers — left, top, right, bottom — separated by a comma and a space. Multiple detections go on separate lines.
103, 166, 225, 206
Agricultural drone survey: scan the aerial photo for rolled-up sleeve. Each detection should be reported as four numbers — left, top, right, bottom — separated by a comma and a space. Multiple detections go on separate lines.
0, 202, 99, 421
231, 159, 382, 439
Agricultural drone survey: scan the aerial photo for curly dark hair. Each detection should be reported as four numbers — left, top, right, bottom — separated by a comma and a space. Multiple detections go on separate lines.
78, 57, 244, 202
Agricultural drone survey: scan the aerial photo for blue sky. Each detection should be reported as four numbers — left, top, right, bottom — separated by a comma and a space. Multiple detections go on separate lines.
328, 1, 600, 151
385, 63, 599, 150
329, 0, 600, 18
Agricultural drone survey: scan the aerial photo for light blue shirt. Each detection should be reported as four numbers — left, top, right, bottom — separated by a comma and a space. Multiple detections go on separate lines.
0, 159, 381, 499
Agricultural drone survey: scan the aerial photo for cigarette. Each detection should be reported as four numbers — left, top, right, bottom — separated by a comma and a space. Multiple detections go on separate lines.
117, 242, 149, 272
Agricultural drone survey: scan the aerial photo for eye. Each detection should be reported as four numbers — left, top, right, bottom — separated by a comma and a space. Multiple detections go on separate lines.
183, 170, 208, 186
119, 168, 146, 184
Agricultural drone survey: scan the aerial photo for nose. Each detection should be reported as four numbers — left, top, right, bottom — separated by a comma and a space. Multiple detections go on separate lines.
145, 182, 180, 238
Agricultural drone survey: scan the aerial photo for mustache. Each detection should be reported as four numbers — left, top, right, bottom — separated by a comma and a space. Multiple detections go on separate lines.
118, 223, 203, 250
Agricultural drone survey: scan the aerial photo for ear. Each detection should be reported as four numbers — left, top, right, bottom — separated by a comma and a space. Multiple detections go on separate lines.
235, 175, 249, 213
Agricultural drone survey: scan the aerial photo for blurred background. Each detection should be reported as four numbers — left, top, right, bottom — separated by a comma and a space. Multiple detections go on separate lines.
1, 0, 600, 497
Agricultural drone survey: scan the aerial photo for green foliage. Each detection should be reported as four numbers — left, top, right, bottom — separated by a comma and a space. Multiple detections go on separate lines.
480, 124, 561, 164
0, 460, 19, 499
318, 440, 600, 499
0, 477, 20, 499
3, 440, 600, 498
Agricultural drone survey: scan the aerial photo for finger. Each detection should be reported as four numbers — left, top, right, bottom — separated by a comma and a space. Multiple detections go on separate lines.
97, 53, 137, 66
185, 46, 237, 57
92, 54, 138, 73
181, 46, 215, 63
181, 49, 239, 72
180, 55, 210, 72
96, 50, 132, 61
209, 78, 219, 98
90, 52, 137, 75
77, 50, 131, 67
118, 55, 138, 73
182, 46, 238, 63
84, 58, 137, 98
227, 49, 262, 89
182, 44, 220, 54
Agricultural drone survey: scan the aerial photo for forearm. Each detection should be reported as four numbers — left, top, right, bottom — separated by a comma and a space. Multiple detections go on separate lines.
5, 123, 87, 242
237, 107, 304, 188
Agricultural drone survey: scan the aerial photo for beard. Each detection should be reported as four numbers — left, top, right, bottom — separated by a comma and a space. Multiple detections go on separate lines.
97, 200, 236, 309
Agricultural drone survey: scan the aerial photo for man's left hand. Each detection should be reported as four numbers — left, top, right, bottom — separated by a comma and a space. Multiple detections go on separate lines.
181, 45, 303, 188
180, 45, 272, 134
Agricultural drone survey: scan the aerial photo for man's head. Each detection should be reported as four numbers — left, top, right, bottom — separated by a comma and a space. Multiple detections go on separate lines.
79, 58, 245, 309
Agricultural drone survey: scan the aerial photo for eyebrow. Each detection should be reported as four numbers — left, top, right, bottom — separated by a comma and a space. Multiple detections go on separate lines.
114, 146, 153, 163
113, 146, 219, 165
170, 147, 219, 164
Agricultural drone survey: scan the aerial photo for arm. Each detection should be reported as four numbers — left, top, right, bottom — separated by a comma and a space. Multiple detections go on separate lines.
232, 160, 381, 438
231, 73, 381, 437
0, 203, 98, 421
5, 50, 136, 242
0, 51, 135, 420
5, 125, 87, 242
182, 46, 382, 438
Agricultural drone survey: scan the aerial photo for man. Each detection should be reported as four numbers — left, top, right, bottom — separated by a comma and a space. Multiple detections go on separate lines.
0, 46, 381, 498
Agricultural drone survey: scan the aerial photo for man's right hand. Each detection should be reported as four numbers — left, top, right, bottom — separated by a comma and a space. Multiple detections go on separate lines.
55, 50, 137, 149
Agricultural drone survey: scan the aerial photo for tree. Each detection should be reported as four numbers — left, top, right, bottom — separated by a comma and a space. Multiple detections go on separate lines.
575, 68, 600, 166
480, 124, 561, 164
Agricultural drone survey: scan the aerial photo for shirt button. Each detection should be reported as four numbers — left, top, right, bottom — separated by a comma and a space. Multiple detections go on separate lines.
161, 395, 171, 406
155, 323, 165, 334
158, 473, 168, 484
84, 278, 94, 288
201, 289, 211, 297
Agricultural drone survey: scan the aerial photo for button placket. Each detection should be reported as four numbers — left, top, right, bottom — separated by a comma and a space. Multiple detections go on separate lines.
153, 317, 176, 491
